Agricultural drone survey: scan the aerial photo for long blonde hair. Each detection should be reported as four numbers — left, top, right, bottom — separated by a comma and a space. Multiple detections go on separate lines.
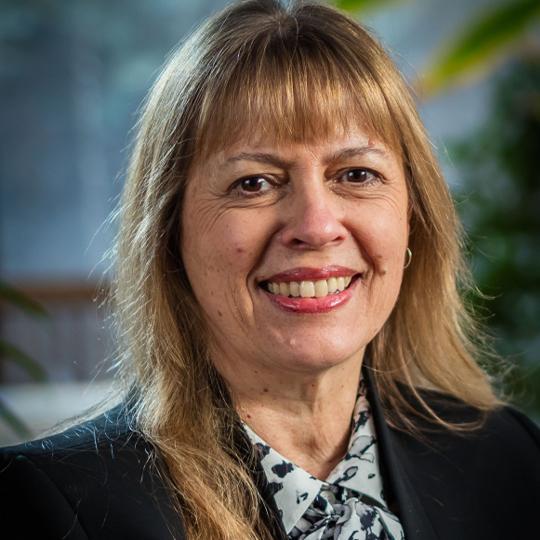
111, 1, 504, 538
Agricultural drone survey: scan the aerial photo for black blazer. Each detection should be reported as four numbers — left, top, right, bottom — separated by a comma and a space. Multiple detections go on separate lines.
2, 369, 539, 540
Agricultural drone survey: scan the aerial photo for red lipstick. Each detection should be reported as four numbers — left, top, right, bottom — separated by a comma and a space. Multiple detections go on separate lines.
262, 266, 358, 283
259, 266, 361, 314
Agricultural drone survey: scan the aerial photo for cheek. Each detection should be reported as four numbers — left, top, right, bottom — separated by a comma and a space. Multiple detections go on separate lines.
182, 205, 269, 296
359, 207, 408, 323
351, 203, 409, 270
183, 210, 272, 335
211, 214, 269, 276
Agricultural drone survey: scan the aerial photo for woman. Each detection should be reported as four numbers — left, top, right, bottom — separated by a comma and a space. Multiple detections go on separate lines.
1, 1, 539, 539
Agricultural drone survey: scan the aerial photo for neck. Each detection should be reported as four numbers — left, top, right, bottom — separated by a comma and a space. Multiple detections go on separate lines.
214, 350, 364, 480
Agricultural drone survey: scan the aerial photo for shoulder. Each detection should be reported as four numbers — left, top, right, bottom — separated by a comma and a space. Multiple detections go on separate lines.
500, 404, 540, 446
392, 382, 540, 478
404, 390, 539, 522
1, 403, 145, 488
0, 404, 184, 540
368, 370, 540, 478
404, 386, 540, 461
419, 386, 539, 445
380, 387, 540, 538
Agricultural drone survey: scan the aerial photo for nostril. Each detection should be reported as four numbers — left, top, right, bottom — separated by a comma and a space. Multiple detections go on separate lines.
291, 238, 307, 247
288, 235, 344, 250
278, 213, 347, 250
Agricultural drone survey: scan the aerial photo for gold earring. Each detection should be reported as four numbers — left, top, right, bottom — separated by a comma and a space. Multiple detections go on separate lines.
404, 247, 412, 269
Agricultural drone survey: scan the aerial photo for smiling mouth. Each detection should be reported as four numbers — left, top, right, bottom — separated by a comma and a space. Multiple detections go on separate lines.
259, 274, 361, 298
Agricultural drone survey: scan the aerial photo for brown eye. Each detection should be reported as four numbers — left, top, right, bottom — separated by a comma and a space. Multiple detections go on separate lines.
342, 168, 378, 183
234, 176, 273, 194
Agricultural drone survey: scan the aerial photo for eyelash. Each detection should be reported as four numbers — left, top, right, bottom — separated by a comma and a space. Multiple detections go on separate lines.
335, 168, 382, 187
230, 168, 382, 197
231, 175, 278, 196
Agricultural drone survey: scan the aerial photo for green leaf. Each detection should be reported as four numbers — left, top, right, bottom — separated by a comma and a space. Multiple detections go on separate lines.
332, 0, 402, 14
0, 341, 47, 382
0, 397, 31, 438
0, 281, 48, 318
421, 0, 540, 96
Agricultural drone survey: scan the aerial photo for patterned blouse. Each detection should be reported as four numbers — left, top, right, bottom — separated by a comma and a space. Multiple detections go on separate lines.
243, 378, 405, 539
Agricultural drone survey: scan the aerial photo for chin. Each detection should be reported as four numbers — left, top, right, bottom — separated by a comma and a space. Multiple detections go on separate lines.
268, 338, 365, 373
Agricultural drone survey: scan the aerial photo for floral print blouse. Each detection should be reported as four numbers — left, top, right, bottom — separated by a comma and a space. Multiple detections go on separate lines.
243, 378, 405, 539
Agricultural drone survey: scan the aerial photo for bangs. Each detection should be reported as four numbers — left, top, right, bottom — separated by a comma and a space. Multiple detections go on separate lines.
194, 25, 403, 159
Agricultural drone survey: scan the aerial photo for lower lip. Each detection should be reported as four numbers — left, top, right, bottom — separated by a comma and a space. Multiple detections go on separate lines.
262, 279, 358, 314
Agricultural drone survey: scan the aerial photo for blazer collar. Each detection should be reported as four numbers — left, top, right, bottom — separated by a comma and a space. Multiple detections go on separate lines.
234, 423, 289, 539
364, 364, 439, 540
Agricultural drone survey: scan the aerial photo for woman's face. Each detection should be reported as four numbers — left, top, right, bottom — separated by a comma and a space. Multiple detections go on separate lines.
181, 128, 409, 375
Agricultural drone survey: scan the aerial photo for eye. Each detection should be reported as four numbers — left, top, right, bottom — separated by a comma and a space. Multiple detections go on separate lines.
339, 168, 380, 185
231, 175, 274, 195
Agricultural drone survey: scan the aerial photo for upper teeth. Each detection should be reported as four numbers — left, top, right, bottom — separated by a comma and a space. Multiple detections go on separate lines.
267, 276, 353, 298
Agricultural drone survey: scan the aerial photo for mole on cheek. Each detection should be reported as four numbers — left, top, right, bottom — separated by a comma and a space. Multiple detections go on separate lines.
217, 310, 223, 317
236, 247, 245, 254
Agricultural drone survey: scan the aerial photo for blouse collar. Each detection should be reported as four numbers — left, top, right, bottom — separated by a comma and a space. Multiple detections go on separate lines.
242, 377, 395, 535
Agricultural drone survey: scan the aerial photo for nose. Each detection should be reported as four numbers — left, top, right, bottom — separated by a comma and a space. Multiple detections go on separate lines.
278, 181, 347, 250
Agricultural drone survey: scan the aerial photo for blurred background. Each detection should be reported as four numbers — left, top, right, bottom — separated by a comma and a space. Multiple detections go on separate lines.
1, 0, 539, 445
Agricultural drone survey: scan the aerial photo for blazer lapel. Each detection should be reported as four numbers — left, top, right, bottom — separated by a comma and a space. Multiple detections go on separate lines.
234, 424, 289, 540
365, 366, 439, 540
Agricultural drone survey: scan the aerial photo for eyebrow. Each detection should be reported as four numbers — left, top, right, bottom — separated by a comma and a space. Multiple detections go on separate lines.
224, 145, 388, 168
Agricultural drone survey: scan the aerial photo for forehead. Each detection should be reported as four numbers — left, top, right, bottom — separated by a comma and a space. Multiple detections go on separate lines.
192, 66, 403, 166
211, 128, 395, 167
195, 120, 401, 171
